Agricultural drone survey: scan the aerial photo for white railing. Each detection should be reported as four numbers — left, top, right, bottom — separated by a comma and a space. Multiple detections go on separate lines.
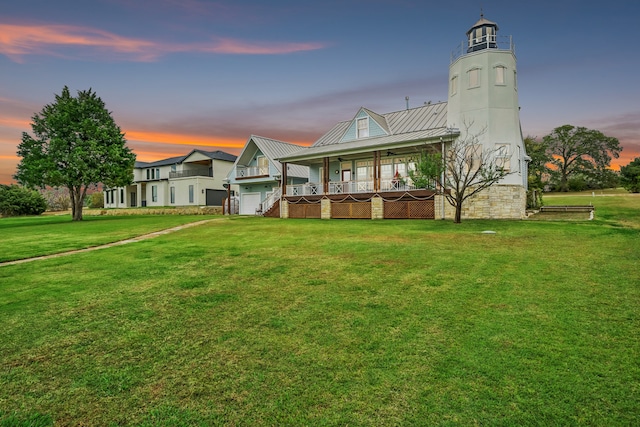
286, 182, 323, 196
450, 35, 514, 62
261, 188, 281, 213
286, 179, 434, 196
236, 165, 268, 178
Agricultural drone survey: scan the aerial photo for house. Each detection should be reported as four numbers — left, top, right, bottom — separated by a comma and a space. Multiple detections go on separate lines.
276, 15, 528, 220
226, 135, 308, 215
104, 149, 237, 208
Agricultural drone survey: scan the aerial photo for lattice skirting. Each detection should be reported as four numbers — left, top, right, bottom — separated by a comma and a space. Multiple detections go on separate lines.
289, 203, 321, 219
384, 200, 434, 219
332, 202, 371, 219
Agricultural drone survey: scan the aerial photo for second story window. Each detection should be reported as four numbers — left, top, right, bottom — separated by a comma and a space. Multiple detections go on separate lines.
257, 156, 268, 175
357, 118, 369, 138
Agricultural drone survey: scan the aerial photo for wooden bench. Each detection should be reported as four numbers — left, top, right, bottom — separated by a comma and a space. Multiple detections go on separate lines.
539, 205, 594, 212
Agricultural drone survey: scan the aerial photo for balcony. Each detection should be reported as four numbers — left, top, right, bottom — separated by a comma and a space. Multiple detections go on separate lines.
236, 165, 269, 179
169, 168, 211, 179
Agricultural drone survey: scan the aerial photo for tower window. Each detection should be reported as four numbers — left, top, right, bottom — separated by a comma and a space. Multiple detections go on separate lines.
357, 118, 369, 138
495, 66, 506, 85
468, 68, 480, 88
450, 75, 458, 95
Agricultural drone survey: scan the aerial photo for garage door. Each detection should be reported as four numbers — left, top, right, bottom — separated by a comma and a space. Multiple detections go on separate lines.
240, 193, 261, 215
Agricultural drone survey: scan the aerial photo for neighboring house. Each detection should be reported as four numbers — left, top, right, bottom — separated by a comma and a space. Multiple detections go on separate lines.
226, 135, 308, 216
104, 149, 237, 208
277, 15, 528, 220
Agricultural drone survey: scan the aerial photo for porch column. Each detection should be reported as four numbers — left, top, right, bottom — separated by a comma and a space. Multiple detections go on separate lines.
136, 184, 142, 208
373, 151, 380, 192
323, 157, 329, 194
282, 162, 288, 196
226, 184, 231, 215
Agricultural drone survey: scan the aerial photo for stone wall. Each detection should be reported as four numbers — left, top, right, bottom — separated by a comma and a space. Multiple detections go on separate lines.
280, 199, 289, 219
371, 196, 383, 219
456, 185, 526, 219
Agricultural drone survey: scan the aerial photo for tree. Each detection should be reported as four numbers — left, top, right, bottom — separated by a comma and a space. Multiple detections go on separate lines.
620, 157, 640, 193
524, 136, 551, 189
0, 185, 47, 217
544, 125, 621, 192
15, 86, 136, 220
524, 135, 551, 208
410, 126, 508, 223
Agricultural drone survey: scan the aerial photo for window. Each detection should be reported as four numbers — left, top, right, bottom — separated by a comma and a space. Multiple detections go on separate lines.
146, 169, 150, 180
171, 164, 176, 172
152, 185, 157, 202
188, 185, 194, 203
495, 144, 511, 171
495, 66, 506, 85
257, 156, 268, 175
468, 68, 479, 88
105, 191, 110, 204
120, 189, 124, 204
450, 75, 458, 95
155, 168, 160, 179
357, 118, 369, 138
356, 160, 373, 181
170, 187, 175, 204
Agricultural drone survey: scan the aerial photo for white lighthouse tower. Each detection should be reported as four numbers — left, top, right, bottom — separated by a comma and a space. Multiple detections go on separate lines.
447, 15, 527, 218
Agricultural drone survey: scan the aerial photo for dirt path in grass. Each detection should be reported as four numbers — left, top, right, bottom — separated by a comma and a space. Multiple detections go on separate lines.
0, 218, 219, 267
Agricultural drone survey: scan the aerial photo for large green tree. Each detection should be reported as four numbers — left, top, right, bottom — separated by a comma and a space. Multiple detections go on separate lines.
15, 86, 136, 220
544, 125, 621, 192
620, 157, 640, 193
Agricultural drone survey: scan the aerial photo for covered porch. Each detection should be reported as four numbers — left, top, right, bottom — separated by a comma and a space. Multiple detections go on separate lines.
279, 143, 446, 220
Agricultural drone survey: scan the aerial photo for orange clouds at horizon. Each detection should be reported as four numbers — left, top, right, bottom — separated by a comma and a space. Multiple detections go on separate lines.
0, 23, 327, 62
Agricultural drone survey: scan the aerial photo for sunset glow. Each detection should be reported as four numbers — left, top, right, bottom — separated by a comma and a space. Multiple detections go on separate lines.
0, 23, 326, 62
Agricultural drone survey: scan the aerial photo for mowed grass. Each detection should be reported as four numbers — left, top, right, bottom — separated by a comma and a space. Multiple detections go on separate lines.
0, 214, 217, 262
0, 193, 638, 425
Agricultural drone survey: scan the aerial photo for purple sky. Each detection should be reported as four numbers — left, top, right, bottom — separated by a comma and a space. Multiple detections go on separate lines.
2, 0, 639, 184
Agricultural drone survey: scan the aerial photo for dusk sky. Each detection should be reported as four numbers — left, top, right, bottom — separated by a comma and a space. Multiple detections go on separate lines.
2, 0, 639, 185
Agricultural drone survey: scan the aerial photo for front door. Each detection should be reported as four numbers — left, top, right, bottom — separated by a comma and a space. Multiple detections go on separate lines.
342, 169, 351, 182
130, 192, 137, 207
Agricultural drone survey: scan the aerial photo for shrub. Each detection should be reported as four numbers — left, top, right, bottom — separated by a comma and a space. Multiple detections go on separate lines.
89, 191, 104, 208
39, 187, 71, 211
0, 185, 47, 216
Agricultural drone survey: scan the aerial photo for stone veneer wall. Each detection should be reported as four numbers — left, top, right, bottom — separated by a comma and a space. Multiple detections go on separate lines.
438, 185, 525, 220
280, 199, 289, 218
371, 196, 383, 219
321, 198, 331, 219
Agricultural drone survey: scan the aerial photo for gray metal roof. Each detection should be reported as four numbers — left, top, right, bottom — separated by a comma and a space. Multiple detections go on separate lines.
467, 16, 499, 34
280, 102, 454, 163
135, 149, 236, 169
243, 135, 309, 178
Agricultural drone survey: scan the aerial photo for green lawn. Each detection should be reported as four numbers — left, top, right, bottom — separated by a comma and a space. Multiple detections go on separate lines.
0, 214, 217, 262
1, 194, 638, 425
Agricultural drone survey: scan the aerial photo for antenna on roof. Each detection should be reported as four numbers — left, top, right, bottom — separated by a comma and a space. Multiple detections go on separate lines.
405, 96, 409, 110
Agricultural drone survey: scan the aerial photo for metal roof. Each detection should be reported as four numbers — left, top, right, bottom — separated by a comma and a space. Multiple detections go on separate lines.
241, 135, 309, 178
280, 102, 454, 163
134, 149, 237, 168
467, 15, 499, 34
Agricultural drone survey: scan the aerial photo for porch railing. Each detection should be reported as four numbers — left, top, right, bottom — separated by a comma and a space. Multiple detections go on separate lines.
286, 179, 431, 196
236, 165, 269, 178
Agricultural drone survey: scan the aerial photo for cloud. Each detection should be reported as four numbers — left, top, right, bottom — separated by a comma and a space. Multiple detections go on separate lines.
0, 22, 327, 62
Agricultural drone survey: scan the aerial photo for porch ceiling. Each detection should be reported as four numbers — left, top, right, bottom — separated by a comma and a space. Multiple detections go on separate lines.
278, 128, 458, 166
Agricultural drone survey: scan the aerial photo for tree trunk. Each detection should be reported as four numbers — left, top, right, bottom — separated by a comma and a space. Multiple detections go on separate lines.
73, 197, 84, 221
454, 205, 462, 223
69, 186, 85, 221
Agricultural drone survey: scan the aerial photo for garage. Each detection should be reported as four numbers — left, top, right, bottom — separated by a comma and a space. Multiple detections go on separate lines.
240, 192, 261, 215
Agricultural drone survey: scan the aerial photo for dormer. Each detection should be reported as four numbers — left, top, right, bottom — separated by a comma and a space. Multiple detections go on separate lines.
340, 108, 390, 143
466, 14, 499, 52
